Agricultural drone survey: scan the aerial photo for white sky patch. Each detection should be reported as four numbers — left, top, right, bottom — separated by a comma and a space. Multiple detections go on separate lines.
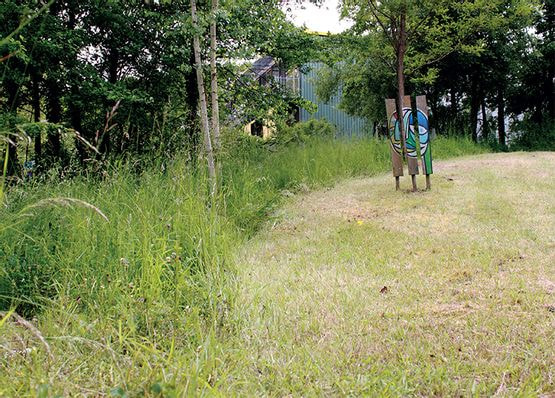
285, 0, 352, 34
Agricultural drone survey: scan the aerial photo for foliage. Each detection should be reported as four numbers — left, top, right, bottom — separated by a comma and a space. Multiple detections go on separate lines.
510, 118, 555, 150
0, 0, 314, 177
311, 0, 546, 147
271, 119, 335, 145
0, 133, 487, 314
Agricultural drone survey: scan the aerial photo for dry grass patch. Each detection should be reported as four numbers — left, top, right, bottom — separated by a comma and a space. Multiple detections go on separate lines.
227, 152, 555, 396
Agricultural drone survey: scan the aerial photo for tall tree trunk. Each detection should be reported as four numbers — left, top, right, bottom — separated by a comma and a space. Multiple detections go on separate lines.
185, 48, 200, 153
191, 0, 217, 195
497, 86, 506, 147
31, 69, 42, 166
100, 47, 120, 157
69, 85, 88, 164
548, 63, 555, 120
546, 0, 555, 120
209, 0, 221, 150
4, 81, 20, 177
469, 77, 480, 142
481, 99, 488, 141
395, 10, 408, 158
67, 5, 88, 165
45, 77, 62, 159
108, 47, 119, 85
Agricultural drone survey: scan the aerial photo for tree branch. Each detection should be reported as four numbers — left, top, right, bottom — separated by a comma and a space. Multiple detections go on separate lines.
367, 0, 396, 49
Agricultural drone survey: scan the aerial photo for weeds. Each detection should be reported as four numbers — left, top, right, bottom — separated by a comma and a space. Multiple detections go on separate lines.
0, 135, 488, 395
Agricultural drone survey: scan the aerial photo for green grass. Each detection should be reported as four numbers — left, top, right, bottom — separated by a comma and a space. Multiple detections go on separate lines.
227, 152, 555, 396
0, 136, 492, 396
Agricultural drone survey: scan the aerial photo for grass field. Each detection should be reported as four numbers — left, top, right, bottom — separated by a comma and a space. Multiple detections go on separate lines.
2, 139, 553, 396
226, 152, 555, 396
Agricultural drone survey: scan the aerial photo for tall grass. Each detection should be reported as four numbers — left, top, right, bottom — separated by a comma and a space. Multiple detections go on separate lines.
0, 135, 487, 395
222, 136, 487, 235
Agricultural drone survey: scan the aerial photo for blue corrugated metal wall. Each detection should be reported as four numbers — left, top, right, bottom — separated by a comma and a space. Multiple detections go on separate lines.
300, 62, 373, 137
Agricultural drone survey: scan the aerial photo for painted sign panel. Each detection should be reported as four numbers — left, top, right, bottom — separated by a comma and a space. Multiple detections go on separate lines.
385, 99, 403, 177
416, 95, 433, 175
386, 97, 420, 176
403, 95, 419, 175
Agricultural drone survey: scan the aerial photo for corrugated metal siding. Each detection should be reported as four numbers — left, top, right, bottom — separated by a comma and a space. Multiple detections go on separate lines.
300, 62, 372, 137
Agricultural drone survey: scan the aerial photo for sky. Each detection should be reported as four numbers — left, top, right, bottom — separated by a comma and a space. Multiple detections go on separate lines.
286, 0, 352, 34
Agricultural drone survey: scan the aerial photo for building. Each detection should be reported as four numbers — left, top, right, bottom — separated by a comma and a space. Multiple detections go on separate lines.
243, 57, 372, 138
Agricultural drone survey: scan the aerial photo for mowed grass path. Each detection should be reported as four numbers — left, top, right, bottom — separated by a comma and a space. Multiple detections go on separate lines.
226, 152, 555, 396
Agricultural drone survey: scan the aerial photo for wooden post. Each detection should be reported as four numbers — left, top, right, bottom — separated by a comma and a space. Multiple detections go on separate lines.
386, 99, 403, 190
416, 95, 433, 191
403, 95, 418, 191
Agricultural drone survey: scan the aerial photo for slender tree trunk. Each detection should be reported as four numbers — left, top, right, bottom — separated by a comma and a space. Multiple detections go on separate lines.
395, 10, 408, 158
546, 2, 555, 120
69, 85, 88, 164
185, 48, 200, 154
31, 70, 42, 165
4, 81, 20, 177
209, 0, 221, 150
45, 77, 62, 159
191, 0, 217, 195
395, 9, 417, 191
548, 63, 555, 120
497, 86, 506, 147
99, 47, 120, 156
481, 99, 488, 141
108, 47, 119, 85
469, 78, 480, 142
67, 6, 88, 165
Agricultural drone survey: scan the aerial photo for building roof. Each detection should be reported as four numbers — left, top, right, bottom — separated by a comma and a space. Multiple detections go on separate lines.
249, 56, 276, 79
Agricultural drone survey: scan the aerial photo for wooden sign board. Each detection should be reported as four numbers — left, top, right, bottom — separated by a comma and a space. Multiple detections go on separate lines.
403, 95, 419, 176
385, 95, 433, 190
416, 95, 433, 175
385, 99, 403, 177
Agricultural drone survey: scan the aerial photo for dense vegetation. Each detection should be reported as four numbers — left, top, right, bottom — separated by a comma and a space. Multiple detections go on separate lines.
0, 0, 315, 177
316, 0, 555, 147
0, 0, 553, 394
1, 1, 553, 182
0, 133, 487, 395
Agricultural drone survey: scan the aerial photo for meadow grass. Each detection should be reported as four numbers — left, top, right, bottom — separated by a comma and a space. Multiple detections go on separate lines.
228, 152, 555, 396
0, 136, 490, 396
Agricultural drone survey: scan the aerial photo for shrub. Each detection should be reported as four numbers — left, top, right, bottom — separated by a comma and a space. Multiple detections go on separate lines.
510, 119, 555, 151
272, 119, 335, 145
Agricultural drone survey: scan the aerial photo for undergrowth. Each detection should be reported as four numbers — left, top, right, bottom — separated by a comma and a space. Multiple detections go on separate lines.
0, 133, 488, 396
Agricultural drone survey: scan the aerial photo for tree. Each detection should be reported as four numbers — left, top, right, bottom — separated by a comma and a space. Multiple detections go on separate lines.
191, 0, 217, 195
344, 0, 504, 142
210, 0, 221, 150
1, 0, 314, 178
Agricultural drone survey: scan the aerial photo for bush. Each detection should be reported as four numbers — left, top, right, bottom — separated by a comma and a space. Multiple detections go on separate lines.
510, 119, 555, 151
272, 119, 335, 145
